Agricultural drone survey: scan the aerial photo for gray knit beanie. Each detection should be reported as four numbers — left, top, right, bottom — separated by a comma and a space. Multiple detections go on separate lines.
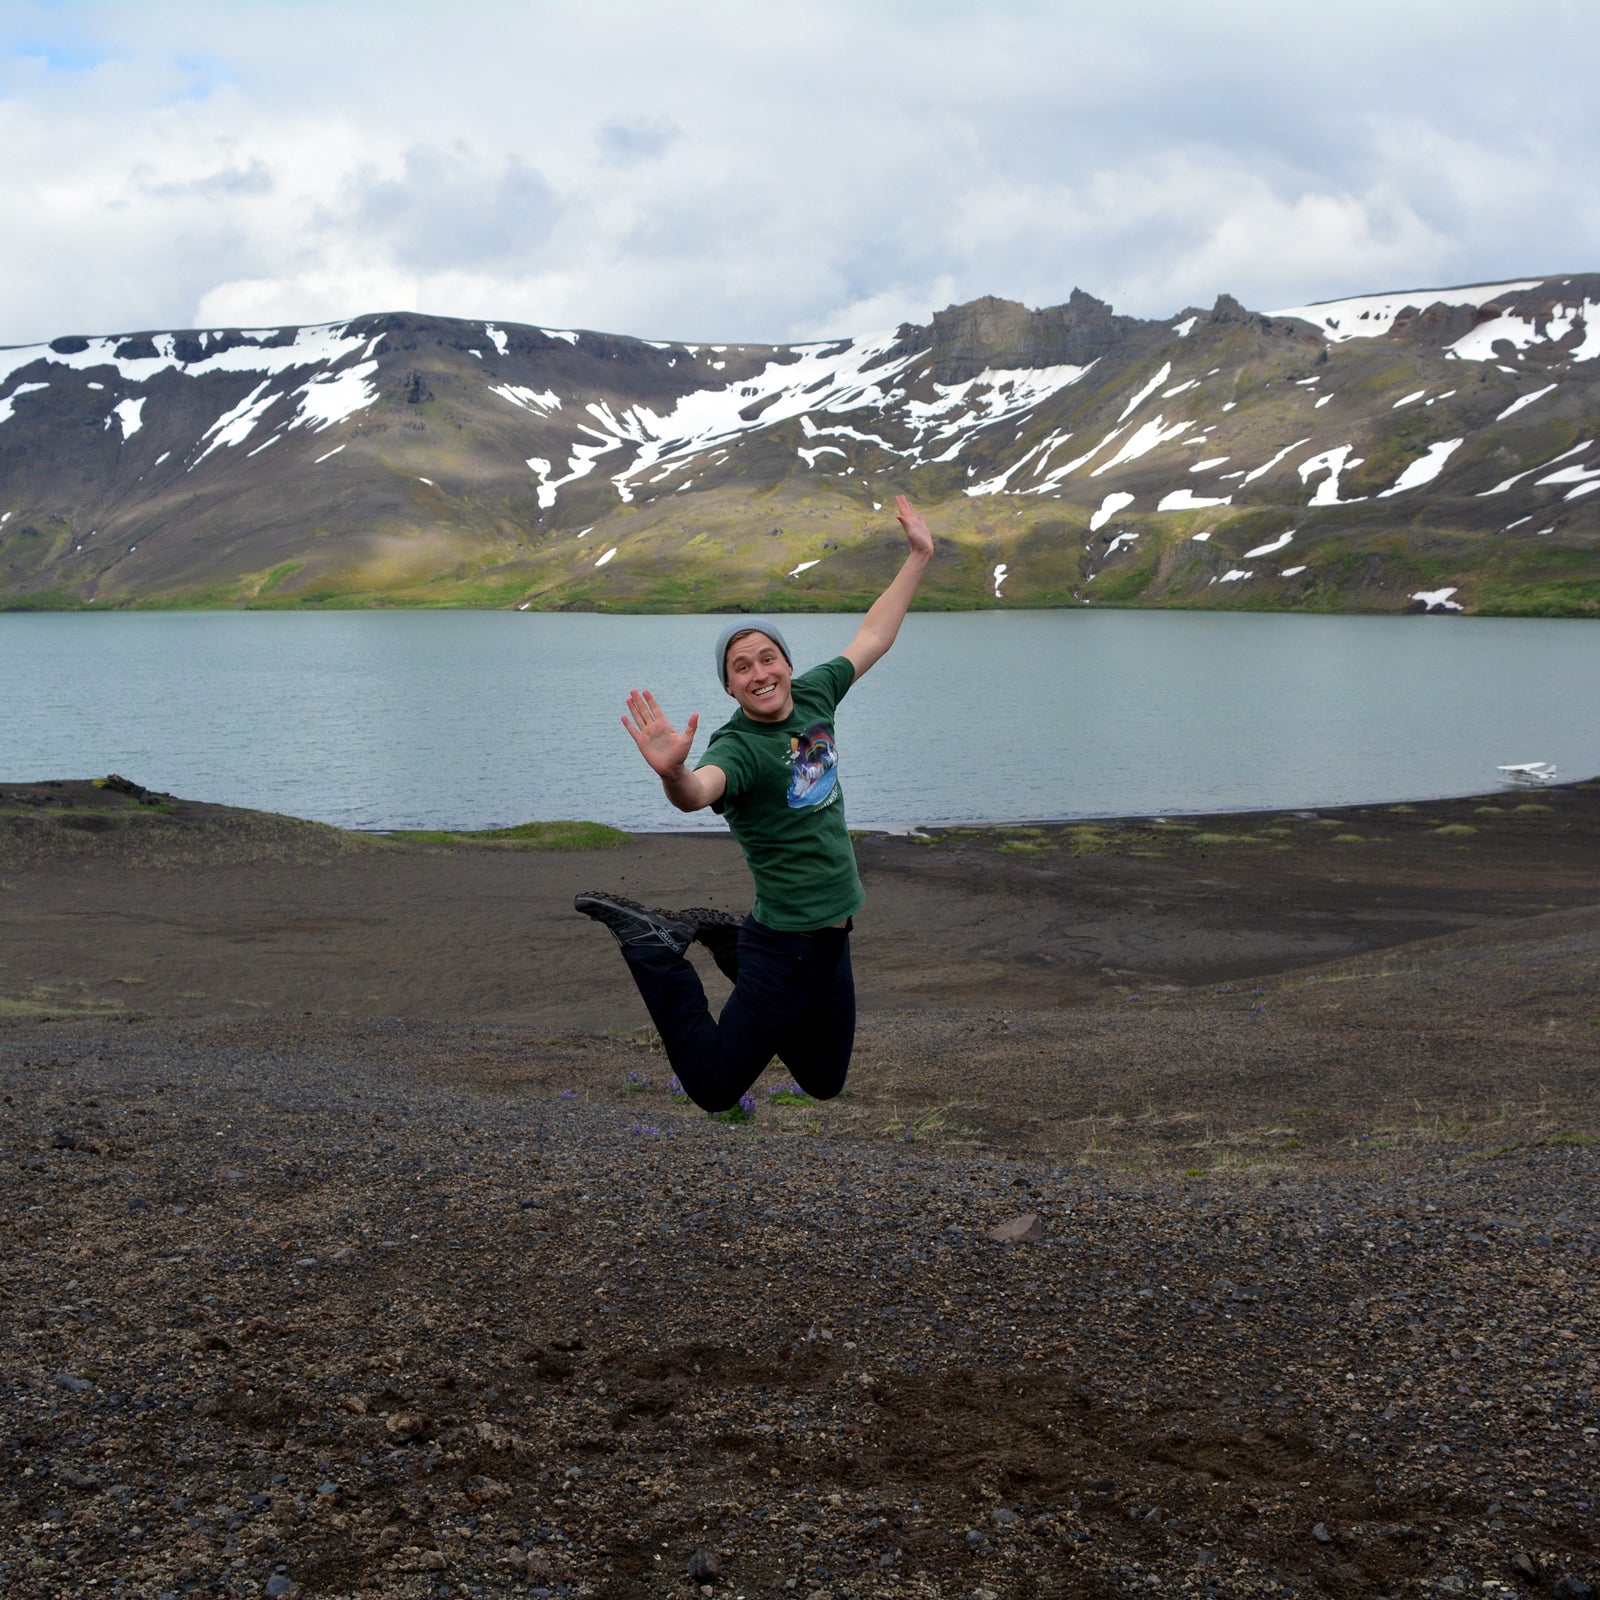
714, 617, 793, 688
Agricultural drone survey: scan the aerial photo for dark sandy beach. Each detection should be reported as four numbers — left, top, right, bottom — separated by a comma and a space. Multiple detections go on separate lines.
2, 778, 1597, 1598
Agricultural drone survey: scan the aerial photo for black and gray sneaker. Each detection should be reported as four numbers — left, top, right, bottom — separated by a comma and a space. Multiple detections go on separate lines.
573, 891, 694, 956
672, 906, 743, 942
670, 905, 743, 981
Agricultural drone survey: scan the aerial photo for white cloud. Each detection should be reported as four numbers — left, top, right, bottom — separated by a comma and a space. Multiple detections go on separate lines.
1, 0, 1596, 346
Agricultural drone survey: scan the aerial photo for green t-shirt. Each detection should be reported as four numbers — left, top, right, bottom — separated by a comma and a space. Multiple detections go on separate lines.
698, 655, 865, 932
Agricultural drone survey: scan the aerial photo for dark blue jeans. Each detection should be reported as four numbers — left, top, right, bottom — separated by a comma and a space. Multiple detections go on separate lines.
621, 915, 855, 1114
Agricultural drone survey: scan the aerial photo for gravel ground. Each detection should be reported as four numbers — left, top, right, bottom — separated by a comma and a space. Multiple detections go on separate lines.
3, 780, 1598, 1598
3, 1018, 1596, 1600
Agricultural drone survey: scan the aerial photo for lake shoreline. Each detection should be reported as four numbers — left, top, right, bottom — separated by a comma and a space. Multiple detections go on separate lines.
7, 608, 1598, 833
584, 774, 1600, 839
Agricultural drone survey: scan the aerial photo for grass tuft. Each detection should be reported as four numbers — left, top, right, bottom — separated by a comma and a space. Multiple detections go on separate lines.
389, 819, 630, 850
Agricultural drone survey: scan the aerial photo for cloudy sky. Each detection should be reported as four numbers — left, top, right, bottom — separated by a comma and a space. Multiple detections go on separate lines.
3, 0, 1596, 348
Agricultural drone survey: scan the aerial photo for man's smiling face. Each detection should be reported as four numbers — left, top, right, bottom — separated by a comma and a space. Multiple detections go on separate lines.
724, 631, 794, 722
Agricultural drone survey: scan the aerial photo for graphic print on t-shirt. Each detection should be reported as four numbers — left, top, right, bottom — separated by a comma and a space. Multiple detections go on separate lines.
785, 722, 838, 808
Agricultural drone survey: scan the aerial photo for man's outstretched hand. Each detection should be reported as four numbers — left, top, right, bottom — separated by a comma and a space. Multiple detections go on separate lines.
895, 494, 934, 560
622, 689, 698, 777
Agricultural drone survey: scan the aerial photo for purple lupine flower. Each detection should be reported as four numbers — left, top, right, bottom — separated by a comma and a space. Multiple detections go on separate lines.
739, 1092, 757, 1117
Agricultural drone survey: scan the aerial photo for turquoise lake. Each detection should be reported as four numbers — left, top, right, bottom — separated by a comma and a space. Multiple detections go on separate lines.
3, 610, 1597, 831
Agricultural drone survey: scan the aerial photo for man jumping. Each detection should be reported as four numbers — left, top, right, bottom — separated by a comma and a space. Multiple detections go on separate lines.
575, 495, 934, 1113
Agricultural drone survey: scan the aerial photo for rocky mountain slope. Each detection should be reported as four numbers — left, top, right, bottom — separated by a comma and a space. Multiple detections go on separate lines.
2, 275, 1598, 613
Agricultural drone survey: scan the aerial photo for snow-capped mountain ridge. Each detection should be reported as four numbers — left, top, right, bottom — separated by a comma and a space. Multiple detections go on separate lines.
1, 275, 1597, 614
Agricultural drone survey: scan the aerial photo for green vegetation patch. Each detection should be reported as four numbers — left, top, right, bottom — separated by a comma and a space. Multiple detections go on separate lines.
1065, 825, 1115, 855
388, 819, 630, 850
0, 589, 90, 612
1474, 578, 1600, 619
1430, 824, 1477, 839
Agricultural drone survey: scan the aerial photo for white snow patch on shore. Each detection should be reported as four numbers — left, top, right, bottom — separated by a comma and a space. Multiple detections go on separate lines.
992, 563, 1009, 597
789, 560, 820, 578
1411, 587, 1462, 610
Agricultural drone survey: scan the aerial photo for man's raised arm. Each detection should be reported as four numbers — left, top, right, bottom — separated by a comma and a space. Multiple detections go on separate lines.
622, 688, 727, 813
841, 495, 934, 681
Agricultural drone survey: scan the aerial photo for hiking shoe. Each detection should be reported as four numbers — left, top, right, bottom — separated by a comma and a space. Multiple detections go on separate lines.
574, 891, 694, 956
671, 906, 744, 943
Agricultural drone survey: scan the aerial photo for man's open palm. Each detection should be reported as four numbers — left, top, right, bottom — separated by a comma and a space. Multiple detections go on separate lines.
623, 689, 698, 776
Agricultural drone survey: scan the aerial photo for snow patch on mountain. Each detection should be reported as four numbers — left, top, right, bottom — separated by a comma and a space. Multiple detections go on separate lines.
1090, 492, 1135, 531
1118, 362, 1172, 422
1271, 281, 1544, 342
1378, 438, 1463, 497
1496, 384, 1557, 421
0, 381, 49, 425
1300, 445, 1364, 506
1158, 488, 1232, 512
